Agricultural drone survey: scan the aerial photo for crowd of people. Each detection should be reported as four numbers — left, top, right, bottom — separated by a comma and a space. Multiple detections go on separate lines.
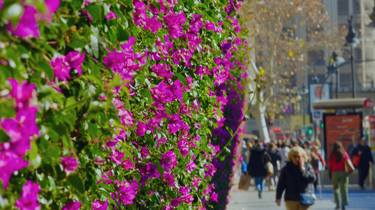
240, 137, 374, 210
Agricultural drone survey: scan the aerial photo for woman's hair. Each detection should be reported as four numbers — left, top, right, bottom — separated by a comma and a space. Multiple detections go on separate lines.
288, 146, 307, 162
311, 145, 319, 152
313, 139, 321, 148
330, 142, 345, 162
268, 142, 276, 150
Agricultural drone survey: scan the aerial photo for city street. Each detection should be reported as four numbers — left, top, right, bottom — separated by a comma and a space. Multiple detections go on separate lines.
228, 178, 375, 210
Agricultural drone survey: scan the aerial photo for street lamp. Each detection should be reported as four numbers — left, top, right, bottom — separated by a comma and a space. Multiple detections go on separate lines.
327, 51, 346, 98
345, 16, 359, 98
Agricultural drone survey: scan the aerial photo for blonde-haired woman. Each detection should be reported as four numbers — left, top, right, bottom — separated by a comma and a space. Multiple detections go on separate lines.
276, 146, 316, 210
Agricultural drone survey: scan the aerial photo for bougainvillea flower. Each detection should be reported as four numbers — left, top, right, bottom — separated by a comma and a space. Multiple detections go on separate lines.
192, 176, 201, 190
172, 80, 183, 101
160, 150, 177, 171
204, 163, 217, 177
0, 0, 3, 10
186, 160, 196, 173
61, 156, 79, 174
145, 16, 162, 33
140, 146, 149, 158
162, 172, 176, 187
15, 181, 41, 210
211, 192, 219, 202
118, 179, 139, 205
164, 11, 186, 39
8, 79, 36, 109
65, 51, 86, 76
140, 162, 160, 183
205, 21, 216, 31
122, 159, 135, 170
136, 122, 147, 137
133, 0, 147, 26
118, 109, 134, 127
1, 107, 39, 155
8, 6, 40, 38
110, 149, 124, 165
177, 139, 189, 157
105, 11, 117, 21
92, 199, 108, 210
151, 81, 174, 103
179, 186, 194, 204
168, 114, 189, 134
151, 63, 173, 79
50, 56, 71, 81
0, 151, 28, 188
51, 51, 86, 81
42, 0, 61, 22
62, 201, 81, 210
189, 14, 203, 33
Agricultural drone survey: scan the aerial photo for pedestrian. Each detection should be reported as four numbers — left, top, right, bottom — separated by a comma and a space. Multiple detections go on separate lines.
276, 146, 316, 210
279, 142, 290, 168
310, 145, 325, 192
267, 142, 282, 190
248, 140, 271, 199
351, 137, 374, 190
328, 142, 352, 210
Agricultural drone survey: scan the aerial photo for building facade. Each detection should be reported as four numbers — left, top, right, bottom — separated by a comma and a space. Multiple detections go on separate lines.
309, 0, 375, 92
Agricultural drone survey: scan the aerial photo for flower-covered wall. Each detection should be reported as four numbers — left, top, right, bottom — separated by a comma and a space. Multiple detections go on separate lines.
0, 0, 248, 209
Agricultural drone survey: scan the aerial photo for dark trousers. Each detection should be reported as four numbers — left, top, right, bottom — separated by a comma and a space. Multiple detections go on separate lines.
358, 166, 369, 188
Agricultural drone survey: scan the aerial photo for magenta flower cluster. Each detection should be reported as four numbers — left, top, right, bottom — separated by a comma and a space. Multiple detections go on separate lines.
50, 51, 86, 81
7, 0, 60, 38
61, 156, 79, 174
15, 181, 41, 210
0, 79, 39, 189
1, 0, 247, 209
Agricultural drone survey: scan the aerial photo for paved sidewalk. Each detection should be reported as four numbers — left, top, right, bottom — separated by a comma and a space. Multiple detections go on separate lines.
227, 184, 375, 210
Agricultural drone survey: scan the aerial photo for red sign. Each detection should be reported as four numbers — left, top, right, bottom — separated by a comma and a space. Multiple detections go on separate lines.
324, 114, 362, 160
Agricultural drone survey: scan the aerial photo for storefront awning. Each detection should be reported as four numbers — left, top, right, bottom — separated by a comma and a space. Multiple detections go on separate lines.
313, 98, 374, 110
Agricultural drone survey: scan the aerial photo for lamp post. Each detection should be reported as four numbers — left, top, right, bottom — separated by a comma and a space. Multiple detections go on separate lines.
327, 51, 346, 98
345, 16, 359, 98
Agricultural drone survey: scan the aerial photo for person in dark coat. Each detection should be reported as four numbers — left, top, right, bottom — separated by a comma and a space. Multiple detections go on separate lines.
248, 140, 270, 199
276, 146, 316, 210
267, 142, 282, 190
351, 138, 374, 189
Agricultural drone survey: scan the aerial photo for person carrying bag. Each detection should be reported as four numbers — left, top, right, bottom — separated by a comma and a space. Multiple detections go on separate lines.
276, 146, 316, 210
329, 142, 351, 210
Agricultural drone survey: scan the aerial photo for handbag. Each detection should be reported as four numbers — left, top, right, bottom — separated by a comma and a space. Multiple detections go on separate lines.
265, 162, 274, 176
352, 154, 361, 168
238, 174, 251, 190
300, 184, 316, 206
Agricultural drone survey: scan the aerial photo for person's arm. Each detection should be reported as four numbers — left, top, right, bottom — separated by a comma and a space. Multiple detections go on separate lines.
301, 164, 316, 183
367, 146, 374, 164
318, 152, 326, 168
276, 167, 286, 206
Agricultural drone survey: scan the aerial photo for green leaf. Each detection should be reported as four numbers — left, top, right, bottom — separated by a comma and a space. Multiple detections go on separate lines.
175, 72, 187, 86
0, 129, 10, 143
67, 174, 85, 194
0, 99, 16, 118
117, 26, 129, 42
28, 141, 41, 169
86, 4, 104, 25
69, 0, 83, 10
68, 33, 87, 49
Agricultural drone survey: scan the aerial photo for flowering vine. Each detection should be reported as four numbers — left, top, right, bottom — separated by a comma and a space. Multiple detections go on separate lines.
0, 0, 248, 209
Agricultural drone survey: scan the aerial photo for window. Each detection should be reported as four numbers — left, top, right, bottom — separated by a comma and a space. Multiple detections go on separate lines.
308, 50, 325, 65
355, 48, 362, 61
338, 0, 349, 16
340, 73, 352, 90
354, 0, 361, 14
